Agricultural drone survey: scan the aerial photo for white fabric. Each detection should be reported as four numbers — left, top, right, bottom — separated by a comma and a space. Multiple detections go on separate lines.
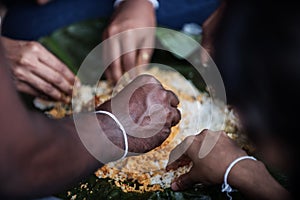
114, 0, 159, 9
94, 110, 128, 159
222, 155, 257, 200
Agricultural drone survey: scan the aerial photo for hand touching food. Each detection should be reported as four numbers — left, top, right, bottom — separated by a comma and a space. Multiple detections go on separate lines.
103, 0, 156, 84
1, 36, 75, 102
166, 130, 290, 200
167, 130, 247, 190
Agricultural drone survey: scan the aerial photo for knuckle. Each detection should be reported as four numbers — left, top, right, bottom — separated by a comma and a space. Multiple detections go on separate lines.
18, 55, 30, 65
107, 25, 120, 36
13, 67, 24, 78
52, 74, 63, 85
160, 90, 168, 99
185, 136, 195, 144
41, 83, 54, 94
137, 74, 160, 85
166, 90, 177, 99
201, 129, 210, 135
26, 41, 41, 52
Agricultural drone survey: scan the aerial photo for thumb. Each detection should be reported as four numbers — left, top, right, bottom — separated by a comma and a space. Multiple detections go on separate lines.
166, 136, 195, 171
171, 171, 195, 191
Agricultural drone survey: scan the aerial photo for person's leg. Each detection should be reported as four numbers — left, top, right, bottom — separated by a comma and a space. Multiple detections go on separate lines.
1, 0, 114, 40
157, 0, 220, 30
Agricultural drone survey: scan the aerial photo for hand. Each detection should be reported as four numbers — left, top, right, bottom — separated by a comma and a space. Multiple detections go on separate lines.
103, 0, 156, 84
1, 37, 76, 102
200, 2, 226, 66
166, 130, 247, 191
97, 74, 181, 153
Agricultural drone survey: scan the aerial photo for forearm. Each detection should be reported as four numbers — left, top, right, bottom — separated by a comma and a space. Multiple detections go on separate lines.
0, 50, 122, 198
229, 159, 291, 200
0, 114, 100, 198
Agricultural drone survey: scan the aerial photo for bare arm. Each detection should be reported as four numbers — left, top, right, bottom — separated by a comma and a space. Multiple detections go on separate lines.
0, 44, 180, 199
0, 49, 101, 198
167, 130, 290, 200
229, 157, 290, 200
201, 1, 226, 65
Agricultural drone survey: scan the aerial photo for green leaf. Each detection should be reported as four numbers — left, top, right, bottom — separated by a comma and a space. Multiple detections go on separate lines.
39, 18, 108, 73
155, 28, 202, 59
38, 19, 289, 200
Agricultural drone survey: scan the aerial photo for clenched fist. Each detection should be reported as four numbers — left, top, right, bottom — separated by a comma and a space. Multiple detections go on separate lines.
97, 74, 181, 153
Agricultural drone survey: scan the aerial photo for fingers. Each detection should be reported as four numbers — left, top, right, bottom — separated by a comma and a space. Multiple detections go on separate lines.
198, 129, 222, 159
135, 48, 152, 77
171, 171, 196, 191
103, 34, 123, 84
170, 107, 181, 126
122, 51, 137, 78
15, 67, 62, 101
14, 79, 42, 97
38, 43, 75, 84
165, 90, 180, 126
166, 154, 191, 171
105, 48, 153, 84
102, 2, 155, 84
30, 61, 73, 96
166, 90, 180, 107
4, 38, 74, 102
137, 48, 152, 66
22, 41, 75, 96
166, 136, 195, 169
108, 60, 123, 84
167, 136, 198, 191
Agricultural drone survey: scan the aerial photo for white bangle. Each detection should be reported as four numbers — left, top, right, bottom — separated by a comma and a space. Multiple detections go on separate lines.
113, 0, 159, 9
94, 110, 128, 159
222, 155, 257, 200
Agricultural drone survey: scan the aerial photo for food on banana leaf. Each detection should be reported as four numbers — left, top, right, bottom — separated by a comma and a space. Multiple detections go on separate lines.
35, 67, 253, 195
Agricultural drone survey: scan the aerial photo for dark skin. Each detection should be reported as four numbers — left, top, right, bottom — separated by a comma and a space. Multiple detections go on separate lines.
99, 75, 181, 153
167, 130, 291, 200
0, 44, 180, 199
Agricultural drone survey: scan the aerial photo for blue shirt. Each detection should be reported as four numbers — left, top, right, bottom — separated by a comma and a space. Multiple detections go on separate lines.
2, 0, 220, 40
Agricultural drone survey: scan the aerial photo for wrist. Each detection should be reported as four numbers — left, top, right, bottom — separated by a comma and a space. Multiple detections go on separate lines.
227, 159, 291, 199
227, 158, 261, 190
114, 0, 159, 9
96, 112, 126, 156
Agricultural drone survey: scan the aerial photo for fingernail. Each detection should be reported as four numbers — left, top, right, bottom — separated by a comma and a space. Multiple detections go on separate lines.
171, 182, 179, 191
